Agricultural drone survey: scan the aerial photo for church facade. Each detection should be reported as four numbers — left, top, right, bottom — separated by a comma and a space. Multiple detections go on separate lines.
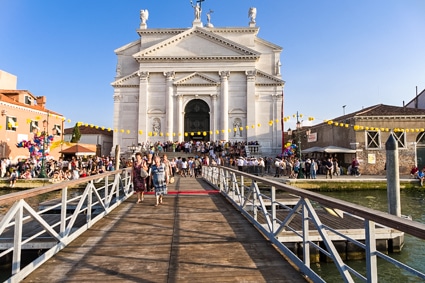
111, 7, 284, 155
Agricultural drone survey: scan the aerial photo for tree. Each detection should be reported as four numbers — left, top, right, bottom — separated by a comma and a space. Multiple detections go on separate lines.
70, 123, 81, 143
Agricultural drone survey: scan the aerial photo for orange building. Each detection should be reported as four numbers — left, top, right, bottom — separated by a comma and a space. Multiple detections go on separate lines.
0, 71, 64, 163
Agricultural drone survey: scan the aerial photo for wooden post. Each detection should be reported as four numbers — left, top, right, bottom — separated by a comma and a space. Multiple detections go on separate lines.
115, 145, 120, 170
385, 134, 401, 217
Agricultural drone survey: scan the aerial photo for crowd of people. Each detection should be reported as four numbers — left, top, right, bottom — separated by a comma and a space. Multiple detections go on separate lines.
133, 140, 259, 157
1, 155, 117, 186
1, 138, 371, 191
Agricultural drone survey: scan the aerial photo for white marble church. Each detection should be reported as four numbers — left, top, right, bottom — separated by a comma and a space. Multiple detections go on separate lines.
111, 5, 284, 155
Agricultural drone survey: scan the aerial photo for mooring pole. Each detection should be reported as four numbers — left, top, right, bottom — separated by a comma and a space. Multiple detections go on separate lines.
385, 133, 401, 217
115, 144, 121, 170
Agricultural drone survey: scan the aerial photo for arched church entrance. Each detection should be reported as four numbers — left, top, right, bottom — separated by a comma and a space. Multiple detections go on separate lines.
184, 99, 210, 141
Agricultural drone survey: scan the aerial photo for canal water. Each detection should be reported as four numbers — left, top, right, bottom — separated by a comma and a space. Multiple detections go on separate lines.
314, 189, 425, 283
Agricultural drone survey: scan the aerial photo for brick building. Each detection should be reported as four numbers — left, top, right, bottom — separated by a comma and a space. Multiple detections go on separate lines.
295, 104, 425, 175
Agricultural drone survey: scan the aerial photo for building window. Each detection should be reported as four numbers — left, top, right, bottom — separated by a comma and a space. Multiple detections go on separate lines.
417, 132, 425, 144
53, 124, 62, 136
366, 130, 380, 149
24, 96, 33, 105
30, 120, 39, 133
6, 116, 18, 131
393, 132, 406, 148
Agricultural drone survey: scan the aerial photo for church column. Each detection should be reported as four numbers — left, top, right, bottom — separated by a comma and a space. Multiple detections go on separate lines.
211, 94, 218, 141
246, 70, 257, 139
138, 71, 149, 143
164, 71, 175, 139
177, 94, 184, 142
219, 71, 230, 141
112, 92, 122, 154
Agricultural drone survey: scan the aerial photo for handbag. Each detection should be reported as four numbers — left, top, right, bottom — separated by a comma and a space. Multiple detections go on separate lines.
140, 168, 149, 178
169, 176, 175, 184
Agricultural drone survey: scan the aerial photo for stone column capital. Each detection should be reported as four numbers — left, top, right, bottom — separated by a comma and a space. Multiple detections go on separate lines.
163, 71, 175, 80
219, 71, 230, 80
137, 71, 149, 81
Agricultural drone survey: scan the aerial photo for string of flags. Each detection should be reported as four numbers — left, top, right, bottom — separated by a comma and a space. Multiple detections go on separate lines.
2, 113, 424, 135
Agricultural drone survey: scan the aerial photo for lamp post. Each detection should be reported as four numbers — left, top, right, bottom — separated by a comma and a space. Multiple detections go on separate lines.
295, 116, 304, 179
128, 143, 137, 161
38, 117, 48, 178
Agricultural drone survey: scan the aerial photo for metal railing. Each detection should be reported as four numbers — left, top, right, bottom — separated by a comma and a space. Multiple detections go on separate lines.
202, 165, 425, 283
0, 169, 133, 283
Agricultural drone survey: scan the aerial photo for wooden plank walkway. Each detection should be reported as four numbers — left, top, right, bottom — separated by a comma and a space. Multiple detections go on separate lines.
22, 176, 307, 283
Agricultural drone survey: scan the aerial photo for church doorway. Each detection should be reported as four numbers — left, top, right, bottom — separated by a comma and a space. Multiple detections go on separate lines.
184, 99, 210, 141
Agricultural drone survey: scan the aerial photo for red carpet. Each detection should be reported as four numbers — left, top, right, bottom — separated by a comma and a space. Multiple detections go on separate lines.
138, 190, 220, 195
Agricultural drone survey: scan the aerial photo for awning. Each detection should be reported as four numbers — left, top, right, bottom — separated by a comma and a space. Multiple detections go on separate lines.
302, 146, 356, 154
322, 146, 356, 154
60, 144, 96, 156
301, 146, 324, 153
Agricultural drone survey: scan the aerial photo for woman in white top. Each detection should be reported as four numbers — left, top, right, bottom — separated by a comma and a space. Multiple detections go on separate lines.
181, 158, 188, 177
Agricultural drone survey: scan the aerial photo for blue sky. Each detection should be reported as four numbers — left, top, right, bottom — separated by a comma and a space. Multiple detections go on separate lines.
1, 0, 424, 131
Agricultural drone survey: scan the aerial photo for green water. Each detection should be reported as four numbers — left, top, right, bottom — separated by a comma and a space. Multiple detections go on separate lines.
314, 189, 425, 282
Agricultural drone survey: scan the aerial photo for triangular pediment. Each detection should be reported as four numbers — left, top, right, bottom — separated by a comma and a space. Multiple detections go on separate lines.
133, 27, 260, 62
111, 71, 140, 88
256, 70, 285, 86
174, 72, 219, 86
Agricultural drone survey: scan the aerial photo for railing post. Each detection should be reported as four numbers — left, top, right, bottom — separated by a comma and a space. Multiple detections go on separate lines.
271, 186, 276, 234
365, 220, 378, 282
60, 187, 68, 236
226, 170, 230, 192
87, 182, 93, 224
219, 168, 224, 192
238, 175, 243, 200
253, 189, 258, 221
105, 174, 109, 207
12, 202, 23, 275
302, 200, 310, 268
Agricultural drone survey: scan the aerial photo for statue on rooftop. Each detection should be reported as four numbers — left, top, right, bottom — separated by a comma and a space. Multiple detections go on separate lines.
140, 9, 149, 25
190, 0, 202, 21
248, 7, 257, 23
206, 9, 214, 27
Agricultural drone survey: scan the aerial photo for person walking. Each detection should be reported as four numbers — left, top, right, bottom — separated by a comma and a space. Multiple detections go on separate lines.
351, 157, 361, 177
150, 155, 169, 207
132, 152, 148, 204
310, 158, 317, 179
325, 158, 333, 179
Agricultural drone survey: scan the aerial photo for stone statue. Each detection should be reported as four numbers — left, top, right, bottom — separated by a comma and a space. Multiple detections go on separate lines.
276, 59, 281, 75
233, 119, 242, 137
206, 9, 214, 27
152, 118, 161, 133
248, 7, 257, 23
140, 9, 149, 25
190, 0, 201, 21
207, 9, 213, 24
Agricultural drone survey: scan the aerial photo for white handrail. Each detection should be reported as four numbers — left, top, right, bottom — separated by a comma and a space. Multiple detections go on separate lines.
202, 165, 425, 283
0, 169, 133, 283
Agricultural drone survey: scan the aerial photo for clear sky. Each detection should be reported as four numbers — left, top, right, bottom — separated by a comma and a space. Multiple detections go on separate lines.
1, 0, 424, 131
